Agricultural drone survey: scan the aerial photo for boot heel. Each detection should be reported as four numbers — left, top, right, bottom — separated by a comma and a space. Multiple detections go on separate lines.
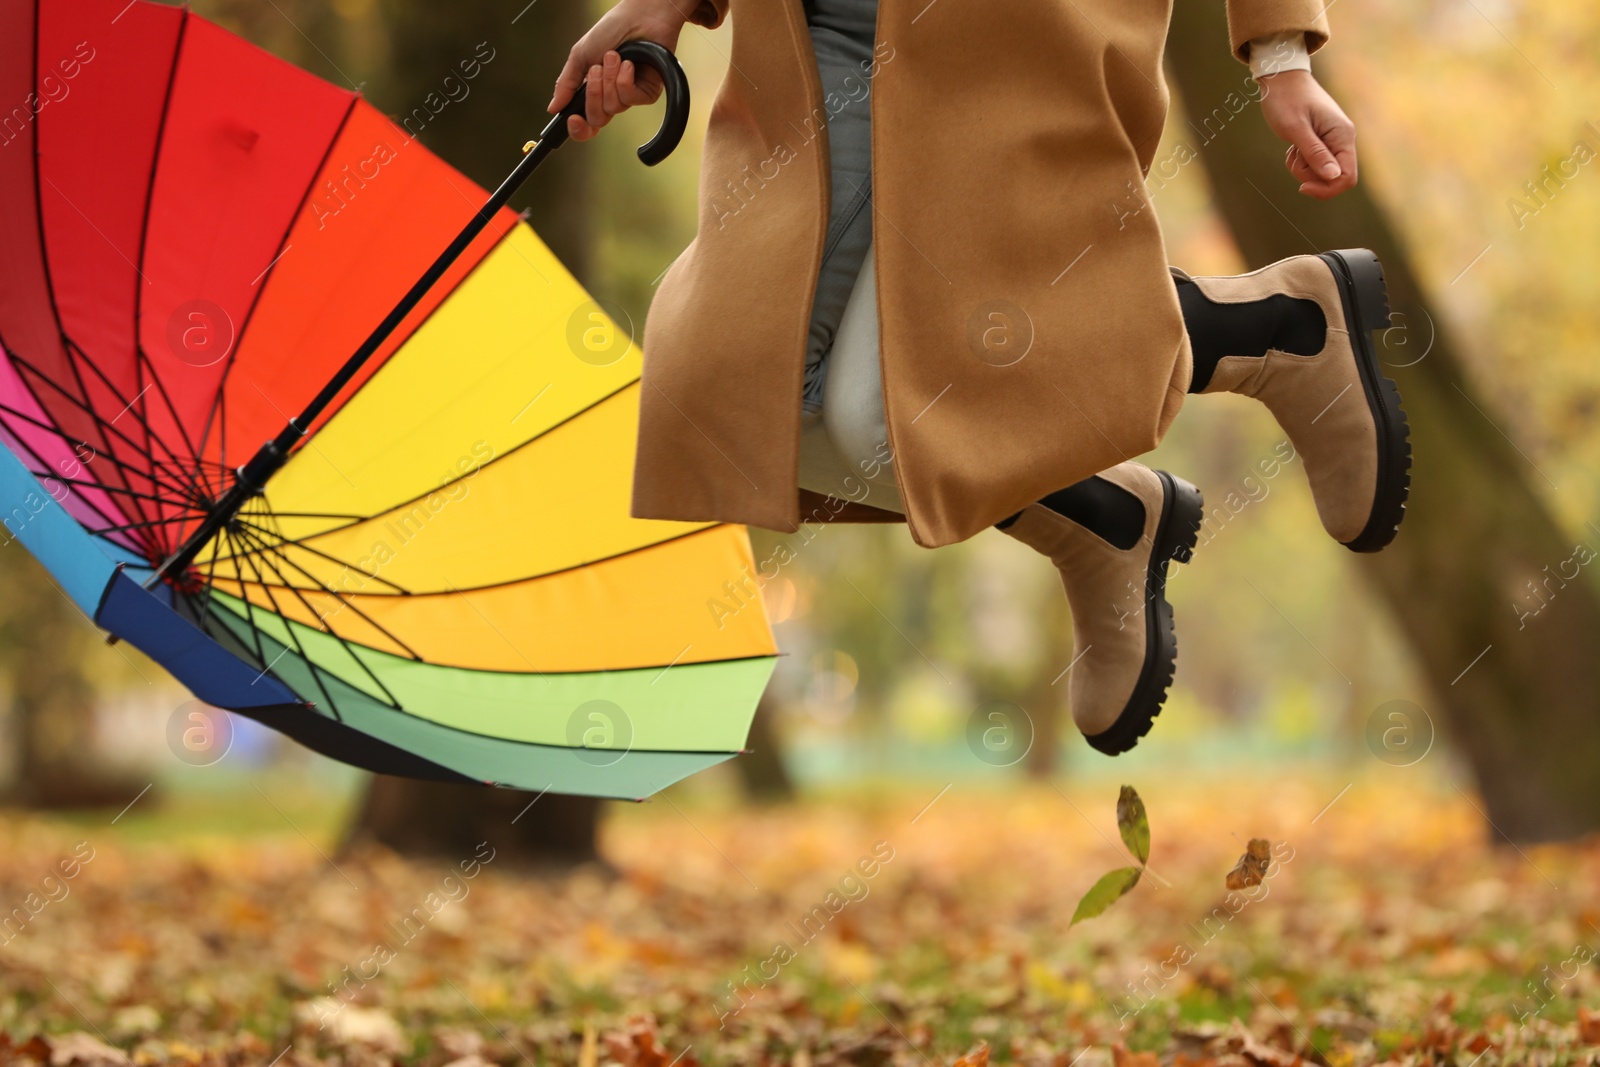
1324, 248, 1391, 336
1158, 473, 1204, 567
1085, 470, 1203, 757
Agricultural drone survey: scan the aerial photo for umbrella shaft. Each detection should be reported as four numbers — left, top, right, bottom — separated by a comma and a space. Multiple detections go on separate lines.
147, 109, 576, 588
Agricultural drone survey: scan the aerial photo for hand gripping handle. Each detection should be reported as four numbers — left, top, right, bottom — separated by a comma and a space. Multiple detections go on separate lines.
553, 38, 691, 166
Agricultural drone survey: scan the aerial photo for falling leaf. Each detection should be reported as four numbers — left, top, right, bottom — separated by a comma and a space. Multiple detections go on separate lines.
1070, 866, 1142, 925
1117, 785, 1150, 865
1226, 838, 1273, 890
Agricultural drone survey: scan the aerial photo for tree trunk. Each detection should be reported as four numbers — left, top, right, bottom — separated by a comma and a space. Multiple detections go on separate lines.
1023, 581, 1071, 779
345, 776, 603, 870
732, 691, 796, 802
1164, 7, 1600, 842
370, 0, 593, 280
342, 0, 605, 863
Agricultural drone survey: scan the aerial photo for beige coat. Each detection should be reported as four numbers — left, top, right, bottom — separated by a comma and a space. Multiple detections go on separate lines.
633, 0, 1330, 547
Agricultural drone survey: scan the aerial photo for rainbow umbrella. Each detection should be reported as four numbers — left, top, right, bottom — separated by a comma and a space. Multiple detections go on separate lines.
0, 0, 777, 798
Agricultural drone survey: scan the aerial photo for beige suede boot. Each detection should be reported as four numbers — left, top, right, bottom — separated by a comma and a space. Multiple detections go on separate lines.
1185, 249, 1411, 552
1000, 462, 1203, 755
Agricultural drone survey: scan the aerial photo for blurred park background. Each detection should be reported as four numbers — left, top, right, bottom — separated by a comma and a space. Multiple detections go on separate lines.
2, 1, 1598, 1064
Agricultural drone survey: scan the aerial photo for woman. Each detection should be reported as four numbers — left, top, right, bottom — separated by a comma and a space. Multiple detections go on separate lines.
549, 0, 1410, 755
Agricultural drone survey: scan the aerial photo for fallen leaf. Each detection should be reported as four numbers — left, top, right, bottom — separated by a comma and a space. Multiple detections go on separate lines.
1070, 866, 1142, 926
1110, 1044, 1159, 1067
1226, 839, 1273, 891
1117, 786, 1150, 865
13, 1034, 53, 1064
601, 1016, 695, 1067
1228, 1019, 1302, 1067
950, 1044, 989, 1067
320, 1005, 405, 1056
46, 1034, 129, 1067
1579, 1007, 1600, 1044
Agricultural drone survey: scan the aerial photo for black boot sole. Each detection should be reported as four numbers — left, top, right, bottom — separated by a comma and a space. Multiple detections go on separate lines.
1318, 249, 1413, 553
1085, 471, 1204, 756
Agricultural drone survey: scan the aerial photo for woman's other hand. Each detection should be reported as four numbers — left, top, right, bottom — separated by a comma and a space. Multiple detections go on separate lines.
548, 0, 690, 141
1258, 70, 1358, 199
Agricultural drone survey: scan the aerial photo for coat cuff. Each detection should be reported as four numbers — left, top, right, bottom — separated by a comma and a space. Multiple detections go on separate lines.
688, 0, 728, 29
1226, 0, 1330, 63
1248, 31, 1311, 79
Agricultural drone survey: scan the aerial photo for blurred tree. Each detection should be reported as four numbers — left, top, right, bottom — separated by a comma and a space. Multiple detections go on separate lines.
1166, 5, 1600, 842
733, 691, 796, 802
1020, 590, 1070, 779
0, 549, 145, 808
337, 0, 604, 864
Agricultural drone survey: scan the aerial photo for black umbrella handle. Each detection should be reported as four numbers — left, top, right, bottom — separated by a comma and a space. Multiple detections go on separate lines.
549, 39, 690, 166
147, 40, 691, 589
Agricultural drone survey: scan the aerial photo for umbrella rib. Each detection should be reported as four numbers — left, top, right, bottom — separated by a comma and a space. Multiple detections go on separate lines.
2, 335, 157, 543
0, 395, 203, 508
0, 362, 209, 504
226, 522, 778, 679
193, 96, 361, 471
230, 514, 414, 595
189, 514, 233, 633
264, 379, 646, 548
229, 522, 409, 706
25, 471, 204, 509
249, 510, 373, 521
231, 513, 424, 660
126, 12, 206, 506
88, 514, 211, 536
0, 430, 200, 513
211, 527, 270, 669
13, 3, 119, 514
224, 525, 344, 719
0, 411, 156, 553
245, 522, 727, 599
63, 336, 212, 501
122, 343, 214, 500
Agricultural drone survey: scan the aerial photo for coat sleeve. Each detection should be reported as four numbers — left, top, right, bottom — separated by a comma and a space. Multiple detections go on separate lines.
1225, 0, 1330, 63
688, 0, 728, 29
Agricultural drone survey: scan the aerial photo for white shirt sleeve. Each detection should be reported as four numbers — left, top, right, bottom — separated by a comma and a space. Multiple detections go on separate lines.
1247, 31, 1312, 81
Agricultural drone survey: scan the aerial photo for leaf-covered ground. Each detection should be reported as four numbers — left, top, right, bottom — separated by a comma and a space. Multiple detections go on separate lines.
1, 769, 1597, 1067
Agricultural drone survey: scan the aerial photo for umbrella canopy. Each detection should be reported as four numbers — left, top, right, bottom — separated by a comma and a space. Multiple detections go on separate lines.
0, 0, 777, 798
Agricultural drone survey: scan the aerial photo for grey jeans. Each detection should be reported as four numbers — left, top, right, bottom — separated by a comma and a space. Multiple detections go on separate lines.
795, 0, 903, 512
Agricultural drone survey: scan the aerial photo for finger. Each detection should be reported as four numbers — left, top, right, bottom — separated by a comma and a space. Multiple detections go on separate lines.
1291, 121, 1344, 183
599, 50, 622, 117
585, 63, 606, 129
1297, 122, 1358, 198
1290, 147, 1342, 199
1285, 145, 1319, 185
616, 59, 658, 108
550, 40, 593, 113
568, 114, 597, 142
1323, 121, 1359, 188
